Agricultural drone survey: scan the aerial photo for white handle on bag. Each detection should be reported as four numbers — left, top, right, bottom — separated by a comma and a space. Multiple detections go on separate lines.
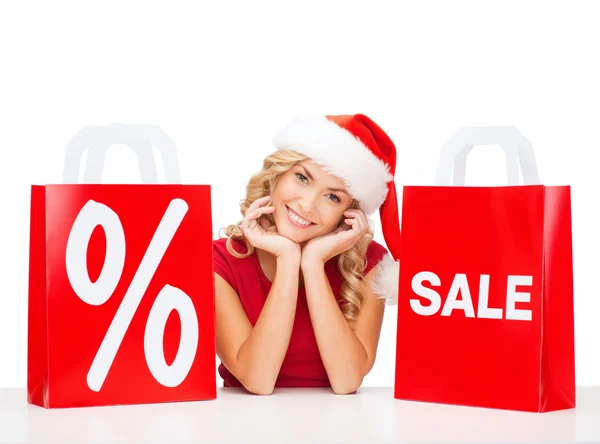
62, 123, 181, 184
434, 126, 540, 186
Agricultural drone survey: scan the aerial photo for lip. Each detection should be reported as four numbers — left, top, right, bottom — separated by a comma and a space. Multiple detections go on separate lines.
285, 205, 314, 228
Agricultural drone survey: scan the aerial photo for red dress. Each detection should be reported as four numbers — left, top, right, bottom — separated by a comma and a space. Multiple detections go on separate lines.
213, 237, 388, 388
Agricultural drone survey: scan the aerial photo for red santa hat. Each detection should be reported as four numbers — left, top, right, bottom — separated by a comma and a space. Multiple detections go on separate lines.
272, 114, 400, 305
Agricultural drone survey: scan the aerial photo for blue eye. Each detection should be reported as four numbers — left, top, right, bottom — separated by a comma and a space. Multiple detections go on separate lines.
296, 173, 308, 183
328, 194, 341, 203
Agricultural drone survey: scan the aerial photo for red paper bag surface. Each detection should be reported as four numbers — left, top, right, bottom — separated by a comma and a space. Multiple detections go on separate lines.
395, 184, 575, 412
28, 184, 215, 408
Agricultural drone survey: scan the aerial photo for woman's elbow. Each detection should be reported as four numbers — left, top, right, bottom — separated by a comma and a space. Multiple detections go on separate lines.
241, 374, 275, 395
331, 377, 363, 395
245, 384, 274, 396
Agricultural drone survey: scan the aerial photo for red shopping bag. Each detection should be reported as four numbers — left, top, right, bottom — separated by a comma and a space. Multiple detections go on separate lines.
395, 127, 575, 412
27, 124, 216, 408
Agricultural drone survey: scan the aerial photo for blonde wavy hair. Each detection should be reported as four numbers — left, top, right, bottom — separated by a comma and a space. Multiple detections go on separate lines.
221, 149, 375, 322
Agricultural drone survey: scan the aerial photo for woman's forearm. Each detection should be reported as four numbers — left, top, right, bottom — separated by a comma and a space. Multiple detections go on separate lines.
301, 261, 369, 394
236, 254, 300, 394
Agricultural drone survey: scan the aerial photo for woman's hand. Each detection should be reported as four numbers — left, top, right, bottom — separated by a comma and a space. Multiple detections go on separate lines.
301, 209, 369, 267
240, 196, 301, 259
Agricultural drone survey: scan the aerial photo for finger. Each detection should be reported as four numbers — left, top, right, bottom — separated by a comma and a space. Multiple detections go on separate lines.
352, 217, 367, 234
239, 221, 250, 236
245, 199, 266, 216
342, 212, 354, 225
346, 219, 363, 235
241, 212, 258, 232
246, 196, 272, 215
257, 206, 275, 214
243, 208, 274, 236
358, 212, 368, 228
241, 217, 259, 237
244, 207, 273, 220
242, 214, 257, 229
345, 208, 366, 216
345, 219, 367, 238
343, 210, 359, 223
246, 206, 274, 221
345, 210, 367, 232
344, 209, 366, 222
348, 213, 365, 227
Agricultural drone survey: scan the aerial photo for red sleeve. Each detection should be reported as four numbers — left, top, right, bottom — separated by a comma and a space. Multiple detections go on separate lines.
213, 238, 238, 293
363, 240, 389, 276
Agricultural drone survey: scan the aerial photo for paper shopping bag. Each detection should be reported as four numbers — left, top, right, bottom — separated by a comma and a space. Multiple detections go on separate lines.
28, 124, 216, 408
395, 127, 575, 412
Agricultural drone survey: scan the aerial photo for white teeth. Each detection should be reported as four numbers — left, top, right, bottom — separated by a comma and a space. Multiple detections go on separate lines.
287, 208, 311, 226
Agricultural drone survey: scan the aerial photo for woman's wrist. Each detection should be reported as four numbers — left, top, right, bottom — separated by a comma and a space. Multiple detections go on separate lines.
276, 247, 302, 269
300, 254, 325, 272
274, 242, 301, 261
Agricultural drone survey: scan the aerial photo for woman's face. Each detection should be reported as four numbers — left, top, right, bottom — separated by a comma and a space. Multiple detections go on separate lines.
271, 159, 354, 244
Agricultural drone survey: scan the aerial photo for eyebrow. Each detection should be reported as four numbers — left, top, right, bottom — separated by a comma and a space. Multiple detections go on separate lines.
299, 165, 349, 195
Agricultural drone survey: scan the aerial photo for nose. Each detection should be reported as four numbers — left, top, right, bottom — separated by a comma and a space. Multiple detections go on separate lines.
298, 191, 318, 215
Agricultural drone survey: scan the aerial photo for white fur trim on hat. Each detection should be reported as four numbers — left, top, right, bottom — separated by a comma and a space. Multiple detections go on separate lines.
372, 254, 399, 305
272, 116, 393, 215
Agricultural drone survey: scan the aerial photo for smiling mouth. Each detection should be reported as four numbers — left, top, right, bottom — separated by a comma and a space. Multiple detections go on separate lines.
285, 205, 315, 228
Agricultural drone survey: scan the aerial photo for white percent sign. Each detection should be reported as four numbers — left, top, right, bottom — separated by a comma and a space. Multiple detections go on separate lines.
65, 198, 199, 392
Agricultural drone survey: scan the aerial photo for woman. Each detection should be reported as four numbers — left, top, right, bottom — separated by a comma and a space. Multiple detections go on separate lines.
213, 114, 401, 395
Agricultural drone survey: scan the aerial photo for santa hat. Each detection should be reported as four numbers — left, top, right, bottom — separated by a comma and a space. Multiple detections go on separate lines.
272, 114, 400, 305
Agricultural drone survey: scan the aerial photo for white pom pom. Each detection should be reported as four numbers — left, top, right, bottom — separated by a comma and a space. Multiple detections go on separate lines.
372, 254, 399, 306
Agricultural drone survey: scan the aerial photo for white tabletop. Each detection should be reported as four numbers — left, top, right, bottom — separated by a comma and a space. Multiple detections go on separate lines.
1, 387, 599, 443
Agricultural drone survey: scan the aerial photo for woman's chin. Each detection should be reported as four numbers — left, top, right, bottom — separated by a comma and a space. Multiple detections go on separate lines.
275, 224, 312, 244
278, 230, 306, 243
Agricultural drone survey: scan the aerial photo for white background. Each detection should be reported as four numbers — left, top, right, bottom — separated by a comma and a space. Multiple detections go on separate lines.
1, 1, 598, 389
